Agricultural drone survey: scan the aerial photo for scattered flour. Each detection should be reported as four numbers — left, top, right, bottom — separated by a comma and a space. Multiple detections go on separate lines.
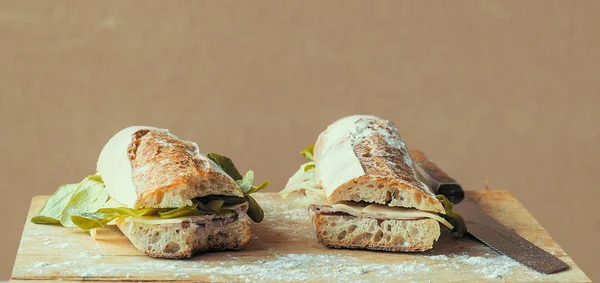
73, 251, 90, 258
54, 242, 73, 249
457, 255, 521, 279
29, 261, 77, 273
28, 234, 74, 249
79, 271, 93, 277
258, 200, 316, 241
279, 208, 310, 221
24, 249, 547, 282
188, 253, 433, 282
427, 255, 450, 261
141, 260, 179, 270
41, 236, 56, 246
32, 262, 52, 269
427, 253, 531, 280
261, 198, 309, 222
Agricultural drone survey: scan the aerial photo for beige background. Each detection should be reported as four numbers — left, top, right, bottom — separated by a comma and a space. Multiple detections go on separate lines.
1, 1, 598, 281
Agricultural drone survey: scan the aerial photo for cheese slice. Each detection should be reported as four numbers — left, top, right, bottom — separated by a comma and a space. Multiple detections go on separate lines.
331, 202, 454, 229
97, 126, 166, 208
330, 202, 367, 215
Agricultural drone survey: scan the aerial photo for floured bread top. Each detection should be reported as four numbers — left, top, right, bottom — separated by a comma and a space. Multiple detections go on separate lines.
97, 126, 243, 209
314, 115, 444, 213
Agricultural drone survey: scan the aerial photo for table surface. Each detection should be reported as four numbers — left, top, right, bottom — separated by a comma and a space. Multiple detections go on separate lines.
11, 191, 590, 282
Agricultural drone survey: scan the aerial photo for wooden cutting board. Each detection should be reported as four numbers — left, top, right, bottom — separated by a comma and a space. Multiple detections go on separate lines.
11, 191, 590, 282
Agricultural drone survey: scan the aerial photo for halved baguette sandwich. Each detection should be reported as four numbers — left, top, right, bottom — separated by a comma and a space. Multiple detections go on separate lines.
32, 126, 268, 258
281, 115, 462, 252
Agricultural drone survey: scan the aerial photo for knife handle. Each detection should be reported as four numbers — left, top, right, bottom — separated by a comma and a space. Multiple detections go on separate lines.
409, 150, 465, 204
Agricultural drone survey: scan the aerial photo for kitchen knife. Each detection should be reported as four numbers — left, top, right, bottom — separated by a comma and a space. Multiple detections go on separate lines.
409, 150, 569, 274
410, 150, 465, 204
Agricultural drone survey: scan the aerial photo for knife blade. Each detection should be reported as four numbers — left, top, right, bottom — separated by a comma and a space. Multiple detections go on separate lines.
409, 150, 569, 274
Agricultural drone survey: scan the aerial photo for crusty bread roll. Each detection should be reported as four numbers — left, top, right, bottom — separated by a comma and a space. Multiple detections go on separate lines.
309, 210, 440, 252
97, 126, 250, 258
298, 115, 449, 252
314, 115, 444, 214
97, 126, 243, 209
116, 213, 251, 258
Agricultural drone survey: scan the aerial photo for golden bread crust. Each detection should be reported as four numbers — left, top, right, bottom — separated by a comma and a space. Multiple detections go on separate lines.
127, 129, 243, 208
315, 115, 444, 213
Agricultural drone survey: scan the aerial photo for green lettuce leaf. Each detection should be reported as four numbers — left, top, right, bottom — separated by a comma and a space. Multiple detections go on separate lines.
235, 170, 254, 193
31, 183, 79, 224
301, 145, 315, 161
158, 196, 244, 218
33, 172, 258, 230
233, 170, 270, 196
86, 175, 104, 183
207, 153, 243, 180
60, 177, 110, 227
436, 195, 467, 237
97, 207, 157, 218
71, 212, 118, 230
207, 153, 269, 223
245, 195, 264, 223
208, 153, 270, 196
244, 180, 270, 195
200, 195, 247, 205
72, 205, 202, 230
303, 164, 316, 172
205, 200, 225, 212
158, 203, 213, 218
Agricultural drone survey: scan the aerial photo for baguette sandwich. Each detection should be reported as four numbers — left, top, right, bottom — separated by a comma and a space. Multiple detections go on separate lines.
32, 126, 268, 258
280, 115, 463, 252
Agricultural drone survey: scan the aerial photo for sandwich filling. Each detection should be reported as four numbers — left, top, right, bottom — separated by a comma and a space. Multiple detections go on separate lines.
280, 145, 465, 234
98, 194, 250, 226
309, 202, 453, 229
32, 154, 268, 230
